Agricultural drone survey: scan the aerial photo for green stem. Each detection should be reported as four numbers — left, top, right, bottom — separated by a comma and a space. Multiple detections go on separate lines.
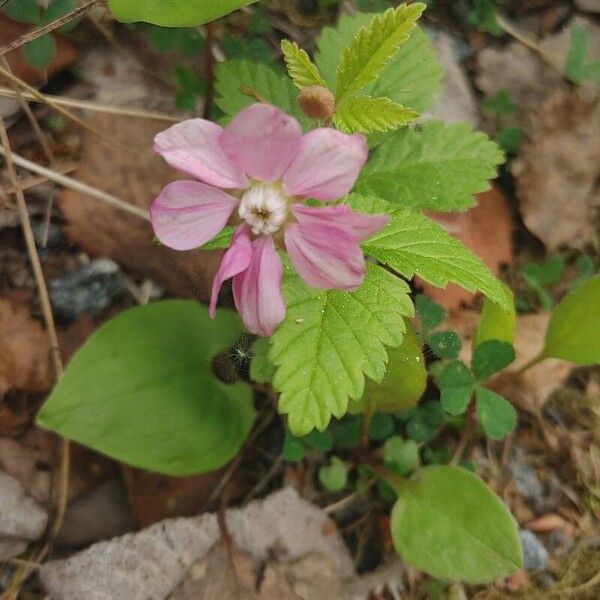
514, 352, 545, 376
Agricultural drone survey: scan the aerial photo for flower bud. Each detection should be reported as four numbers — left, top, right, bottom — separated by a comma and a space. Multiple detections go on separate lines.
297, 85, 335, 120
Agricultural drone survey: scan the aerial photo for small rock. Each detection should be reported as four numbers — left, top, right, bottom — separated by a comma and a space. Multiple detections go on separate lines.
520, 530, 550, 572
49, 259, 125, 322
509, 454, 546, 510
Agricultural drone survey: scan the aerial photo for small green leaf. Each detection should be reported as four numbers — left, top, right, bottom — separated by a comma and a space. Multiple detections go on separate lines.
472, 340, 515, 381
405, 401, 444, 443
335, 3, 425, 100
271, 264, 413, 435
41, 0, 77, 32
333, 96, 417, 133
356, 121, 504, 212
215, 60, 306, 125
282, 432, 305, 462
438, 361, 474, 416
352, 320, 426, 413
107, 0, 257, 26
319, 456, 348, 491
36, 301, 255, 476
2, 0, 40, 23
476, 387, 517, 440
428, 330, 462, 360
347, 195, 509, 310
474, 283, 515, 348
415, 294, 446, 330
302, 430, 334, 453
200, 226, 234, 250
249, 338, 275, 384
542, 273, 600, 365
384, 436, 419, 475
482, 89, 516, 115
369, 412, 395, 440
496, 127, 523, 155
566, 24, 588, 84
281, 40, 326, 89
23, 35, 57, 69
391, 465, 522, 583
333, 415, 362, 449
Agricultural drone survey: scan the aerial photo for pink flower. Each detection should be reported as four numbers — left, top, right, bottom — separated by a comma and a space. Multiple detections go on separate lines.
151, 103, 388, 336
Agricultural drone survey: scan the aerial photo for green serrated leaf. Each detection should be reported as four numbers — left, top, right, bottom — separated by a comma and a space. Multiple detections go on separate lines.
428, 330, 462, 360
476, 387, 517, 439
346, 194, 509, 309
438, 361, 474, 416
356, 121, 504, 212
542, 273, 600, 365
474, 283, 515, 348
23, 35, 57, 69
249, 338, 275, 384
319, 456, 348, 491
271, 264, 413, 435
36, 301, 255, 476
472, 340, 515, 381
317, 16, 441, 113
391, 465, 522, 583
333, 96, 417, 133
281, 40, 326, 90
107, 0, 257, 26
215, 59, 306, 126
335, 3, 425, 100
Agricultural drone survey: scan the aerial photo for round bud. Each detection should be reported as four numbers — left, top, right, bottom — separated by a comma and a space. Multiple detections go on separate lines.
297, 85, 335, 120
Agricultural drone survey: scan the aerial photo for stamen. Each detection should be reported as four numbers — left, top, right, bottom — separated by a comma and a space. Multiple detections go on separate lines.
239, 183, 289, 235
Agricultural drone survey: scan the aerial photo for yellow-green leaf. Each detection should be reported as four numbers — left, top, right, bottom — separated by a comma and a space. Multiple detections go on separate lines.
281, 40, 327, 90
333, 96, 418, 133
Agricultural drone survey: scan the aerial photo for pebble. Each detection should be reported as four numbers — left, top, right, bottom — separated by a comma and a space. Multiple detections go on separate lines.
520, 530, 550, 572
509, 454, 546, 511
49, 259, 124, 322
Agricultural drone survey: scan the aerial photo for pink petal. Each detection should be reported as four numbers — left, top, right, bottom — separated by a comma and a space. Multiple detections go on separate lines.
232, 235, 286, 336
150, 181, 238, 251
284, 221, 366, 291
209, 226, 252, 318
291, 203, 389, 242
154, 119, 248, 189
220, 104, 302, 183
282, 129, 368, 201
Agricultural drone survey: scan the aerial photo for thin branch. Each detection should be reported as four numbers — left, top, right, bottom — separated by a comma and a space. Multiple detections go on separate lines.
0, 146, 149, 220
0, 87, 180, 122
0, 0, 105, 57
1, 164, 76, 195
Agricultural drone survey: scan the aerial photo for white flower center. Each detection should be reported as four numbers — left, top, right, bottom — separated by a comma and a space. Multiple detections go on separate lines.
239, 183, 288, 236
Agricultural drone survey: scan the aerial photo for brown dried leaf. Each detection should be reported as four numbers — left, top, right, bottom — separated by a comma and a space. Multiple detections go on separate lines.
421, 186, 513, 310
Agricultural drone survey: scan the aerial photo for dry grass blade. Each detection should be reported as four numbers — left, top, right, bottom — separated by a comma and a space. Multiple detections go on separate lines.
0, 0, 105, 57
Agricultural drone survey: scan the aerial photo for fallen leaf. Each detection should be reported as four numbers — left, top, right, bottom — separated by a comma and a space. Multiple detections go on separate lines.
512, 89, 600, 251
40, 487, 354, 600
420, 186, 513, 310
0, 297, 51, 397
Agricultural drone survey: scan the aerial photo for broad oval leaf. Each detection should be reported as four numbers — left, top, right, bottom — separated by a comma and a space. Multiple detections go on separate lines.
474, 283, 515, 348
542, 273, 600, 365
391, 465, 522, 583
107, 0, 257, 27
37, 301, 255, 476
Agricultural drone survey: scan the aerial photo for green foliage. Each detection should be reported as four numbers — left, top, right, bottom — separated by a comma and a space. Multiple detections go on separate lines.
353, 320, 426, 413
438, 361, 474, 416
403, 401, 445, 443
316, 15, 442, 113
215, 60, 306, 125
428, 330, 462, 360
468, 0, 504, 36
542, 273, 600, 365
107, 0, 257, 27
347, 195, 509, 309
222, 36, 271, 62
474, 284, 515, 348
281, 40, 326, 89
335, 3, 425, 100
36, 301, 255, 476
319, 456, 348, 491
384, 436, 420, 475
391, 466, 522, 583
566, 24, 600, 86
496, 127, 523, 155
471, 340, 515, 381
482, 89, 515, 115
333, 415, 362, 448
302, 429, 334, 452
271, 263, 413, 435
23, 36, 57, 69
522, 255, 566, 310
475, 387, 517, 439
249, 338, 275, 384
415, 294, 445, 330
333, 96, 417, 133
369, 412, 395, 440
282, 432, 305, 462
356, 122, 504, 212
173, 66, 205, 111
147, 26, 204, 56
200, 226, 234, 250
2, 0, 40, 23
